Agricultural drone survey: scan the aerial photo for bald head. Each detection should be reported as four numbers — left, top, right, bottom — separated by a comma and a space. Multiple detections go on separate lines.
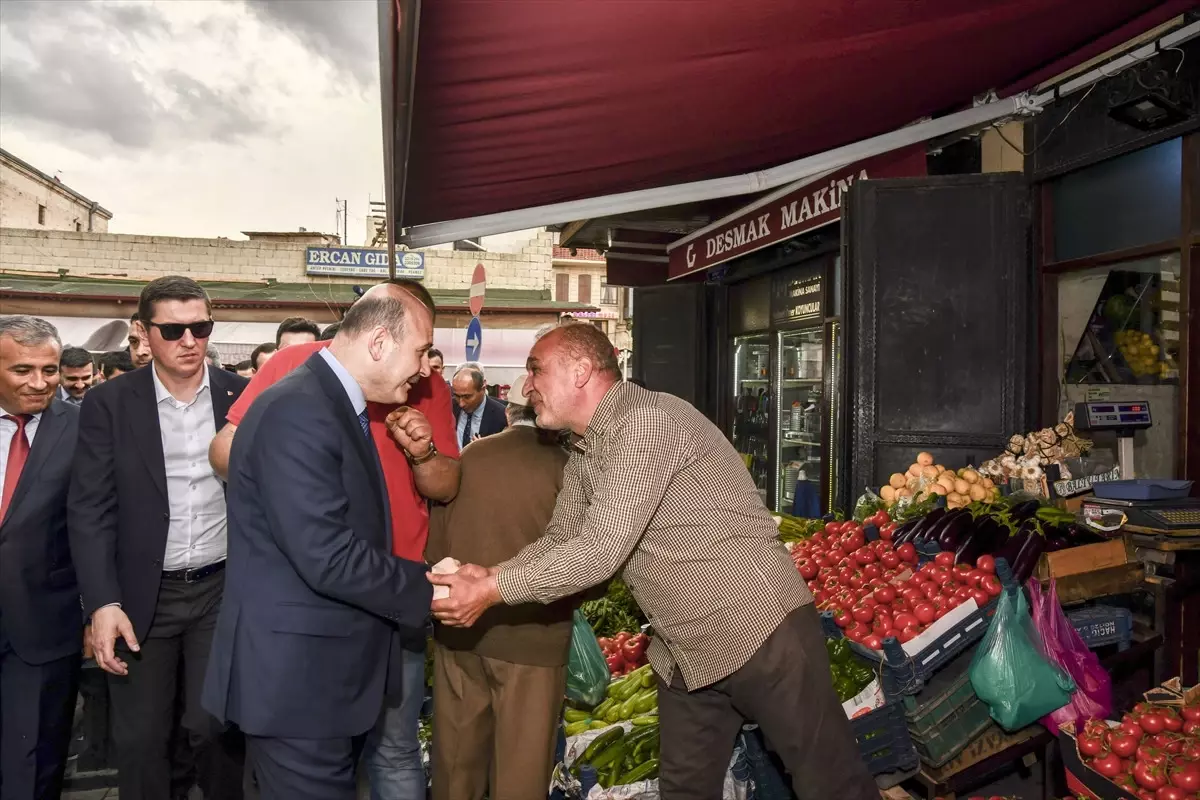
329, 282, 433, 405
522, 323, 619, 435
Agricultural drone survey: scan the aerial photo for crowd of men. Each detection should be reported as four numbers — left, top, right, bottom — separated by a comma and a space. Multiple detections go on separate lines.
1, 273, 881, 800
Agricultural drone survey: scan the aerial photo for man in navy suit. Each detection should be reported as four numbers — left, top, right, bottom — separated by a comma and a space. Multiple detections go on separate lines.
452, 365, 507, 446
0, 315, 82, 799
202, 283, 436, 800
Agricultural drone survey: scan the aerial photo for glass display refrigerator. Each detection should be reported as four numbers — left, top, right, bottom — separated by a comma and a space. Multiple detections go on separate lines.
731, 335, 771, 504
725, 257, 842, 515
775, 327, 825, 515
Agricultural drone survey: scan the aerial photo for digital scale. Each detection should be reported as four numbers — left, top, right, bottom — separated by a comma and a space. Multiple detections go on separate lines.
1073, 400, 1200, 534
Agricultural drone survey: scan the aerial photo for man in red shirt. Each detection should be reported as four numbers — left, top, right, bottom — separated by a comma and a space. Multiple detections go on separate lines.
207, 279, 459, 800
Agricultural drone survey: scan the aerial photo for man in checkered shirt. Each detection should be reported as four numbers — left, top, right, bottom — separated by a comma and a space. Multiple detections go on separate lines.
431, 324, 878, 799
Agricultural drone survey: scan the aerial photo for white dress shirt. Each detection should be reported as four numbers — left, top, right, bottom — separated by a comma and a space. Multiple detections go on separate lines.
456, 400, 486, 445
152, 366, 227, 570
0, 410, 42, 491
317, 348, 367, 416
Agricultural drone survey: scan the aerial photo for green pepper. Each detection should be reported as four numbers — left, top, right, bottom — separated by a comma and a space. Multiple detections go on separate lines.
833, 676, 856, 702
619, 758, 660, 784
826, 638, 853, 665
850, 665, 874, 686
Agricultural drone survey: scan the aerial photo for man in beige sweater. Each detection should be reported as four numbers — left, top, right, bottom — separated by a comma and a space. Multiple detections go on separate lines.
425, 376, 572, 800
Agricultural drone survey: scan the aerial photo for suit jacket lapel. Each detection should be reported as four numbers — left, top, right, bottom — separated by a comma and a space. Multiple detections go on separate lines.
208, 366, 236, 431
0, 399, 68, 529
304, 355, 387, 510
128, 367, 168, 502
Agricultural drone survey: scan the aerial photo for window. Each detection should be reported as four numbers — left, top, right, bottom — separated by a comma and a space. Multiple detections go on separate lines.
555, 273, 570, 302
75, 221, 82, 231
601, 281, 618, 304
1057, 253, 1181, 478
453, 237, 484, 251
578, 274, 592, 304
37, 204, 46, 225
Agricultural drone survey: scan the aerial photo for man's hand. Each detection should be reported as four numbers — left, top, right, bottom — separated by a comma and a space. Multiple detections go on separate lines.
386, 407, 433, 460
428, 571, 501, 627
90, 606, 140, 676
456, 563, 489, 580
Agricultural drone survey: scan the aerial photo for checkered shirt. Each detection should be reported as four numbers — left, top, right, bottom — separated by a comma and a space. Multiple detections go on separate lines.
496, 381, 812, 690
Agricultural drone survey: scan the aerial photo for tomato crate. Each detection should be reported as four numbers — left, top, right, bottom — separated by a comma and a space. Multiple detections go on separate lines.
1067, 604, 1132, 652
850, 693, 920, 776
900, 647, 992, 768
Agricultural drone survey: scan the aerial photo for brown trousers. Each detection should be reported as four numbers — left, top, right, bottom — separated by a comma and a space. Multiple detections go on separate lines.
431, 642, 566, 800
656, 605, 880, 800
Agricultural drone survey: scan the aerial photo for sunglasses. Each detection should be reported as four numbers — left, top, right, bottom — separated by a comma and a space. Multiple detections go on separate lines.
146, 320, 215, 341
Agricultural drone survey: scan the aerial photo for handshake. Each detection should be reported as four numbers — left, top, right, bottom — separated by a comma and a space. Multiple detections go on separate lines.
425, 557, 501, 628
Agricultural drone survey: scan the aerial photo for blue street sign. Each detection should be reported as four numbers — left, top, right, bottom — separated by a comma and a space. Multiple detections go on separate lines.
465, 316, 482, 362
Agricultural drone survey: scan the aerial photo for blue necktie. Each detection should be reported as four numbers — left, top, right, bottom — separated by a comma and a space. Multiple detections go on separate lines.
358, 410, 371, 439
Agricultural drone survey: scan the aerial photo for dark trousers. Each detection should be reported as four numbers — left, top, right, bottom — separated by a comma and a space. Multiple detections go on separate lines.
247, 734, 366, 800
107, 569, 244, 800
76, 664, 112, 772
0, 621, 81, 800
656, 605, 879, 800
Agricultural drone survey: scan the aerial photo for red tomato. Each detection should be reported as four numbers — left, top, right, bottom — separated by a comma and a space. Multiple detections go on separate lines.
1169, 763, 1200, 792
892, 612, 919, 630
970, 588, 990, 607
954, 586, 972, 601
1134, 759, 1167, 790
1091, 751, 1125, 778
934, 606, 950, 620
890, 598, 910, 613
824, 521, 841, 535
964, 568, 985, 587
851, 606, 874, 624
1140, 712, 1167, 735
845, 623, 869, 643
913, 602, 935, 625
1077, 731, 1107, 757
873, 586, 896, 604
872, 612, 893, 632
952, 563, 972, 578
840, 520, 859, 535
863, 564, 882, 580
833, 609, 853, 629
1181, 703, 1200, 722
1155, 785, 1190, 800
896, 543, 917, 564
798, 560, 818, 580
880, 552, 901, 570
928, 566, 950, 583
1118, 718, 1144, 740
945, 596, 962, 610
842, 530, 866, 552
855, 548, 877, 565
896, 626, 917, 643
862, 595, 879, 608
980, 575, 1002, 598
862, 634, 883, 650
976, 554, 996, 573
1160, 709, 1183, 732
921, 583, 940, 600
934, 551, 956, 567
879, 523, 896, 541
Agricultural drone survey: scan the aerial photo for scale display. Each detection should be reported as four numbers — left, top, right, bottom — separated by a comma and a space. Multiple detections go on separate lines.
1075, 400, 1152, 431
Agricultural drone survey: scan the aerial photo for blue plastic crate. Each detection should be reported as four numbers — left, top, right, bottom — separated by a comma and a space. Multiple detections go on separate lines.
849, 692, 920, 776
1068, 604, 1132, 652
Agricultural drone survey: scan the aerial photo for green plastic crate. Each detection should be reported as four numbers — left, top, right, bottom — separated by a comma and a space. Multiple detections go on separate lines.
901, 647, 992, 768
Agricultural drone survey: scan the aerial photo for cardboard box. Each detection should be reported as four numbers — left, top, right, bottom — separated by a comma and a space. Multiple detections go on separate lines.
1142, 676, 1200, 706
1057, 722, 1137, 800
1035, 538, 1130, 581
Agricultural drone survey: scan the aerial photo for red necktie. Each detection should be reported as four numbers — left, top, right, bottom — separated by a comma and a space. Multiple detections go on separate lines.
1, 414, 31, 521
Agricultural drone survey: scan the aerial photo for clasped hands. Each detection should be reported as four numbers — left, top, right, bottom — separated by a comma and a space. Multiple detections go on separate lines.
427, 564, 501, 628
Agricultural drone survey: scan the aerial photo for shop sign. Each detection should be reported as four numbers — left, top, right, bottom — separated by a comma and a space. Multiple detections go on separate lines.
667, 146, 926, 280
305, 247, 425, 279
770, 266, 823, 326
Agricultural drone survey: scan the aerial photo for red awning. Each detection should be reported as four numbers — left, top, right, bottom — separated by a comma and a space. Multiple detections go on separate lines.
387, 1, 1192, 243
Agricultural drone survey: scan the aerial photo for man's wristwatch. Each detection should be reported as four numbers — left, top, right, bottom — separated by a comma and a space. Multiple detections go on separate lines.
407, 441, 438, 466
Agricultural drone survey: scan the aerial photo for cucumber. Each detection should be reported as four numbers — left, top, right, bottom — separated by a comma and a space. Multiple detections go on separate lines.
619, 758, 660, 784
563, 708, 590, 723
630, 715, 659, 726
591, 698, 616, 719
632, 688, 658, 714
564, 720, 592, 737
589, 720, 610, 730
577, 727, 624, 765
589, 738, 629, 770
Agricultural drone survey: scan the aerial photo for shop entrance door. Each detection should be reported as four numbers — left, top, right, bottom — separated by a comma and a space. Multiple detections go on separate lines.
841, 173, 1032, 510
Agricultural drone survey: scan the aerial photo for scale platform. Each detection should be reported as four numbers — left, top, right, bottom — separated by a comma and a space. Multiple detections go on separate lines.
1082, 496, 1200, 535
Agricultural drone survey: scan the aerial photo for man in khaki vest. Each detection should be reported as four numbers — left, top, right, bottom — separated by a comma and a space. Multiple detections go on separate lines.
426, 375, 572, 800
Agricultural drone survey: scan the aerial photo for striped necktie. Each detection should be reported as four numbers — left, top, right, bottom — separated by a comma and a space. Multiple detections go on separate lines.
358, 410, 371, 439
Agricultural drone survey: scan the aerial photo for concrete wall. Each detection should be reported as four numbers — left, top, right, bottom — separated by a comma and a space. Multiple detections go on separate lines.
0, 227, 556, 292
0, 160, 111, 233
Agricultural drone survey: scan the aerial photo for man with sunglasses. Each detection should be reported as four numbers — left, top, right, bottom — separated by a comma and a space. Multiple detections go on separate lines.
69, 275, 248, 800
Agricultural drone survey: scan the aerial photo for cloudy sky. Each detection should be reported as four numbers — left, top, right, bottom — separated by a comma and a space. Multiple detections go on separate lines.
0, 0, 384, 243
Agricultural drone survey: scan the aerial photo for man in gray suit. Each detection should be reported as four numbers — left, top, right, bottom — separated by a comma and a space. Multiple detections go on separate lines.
0, 315, 82, 799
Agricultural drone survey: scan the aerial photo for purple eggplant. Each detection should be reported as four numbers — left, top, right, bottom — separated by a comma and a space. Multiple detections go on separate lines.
995, 522, 1032, 566
909, 508, 947, 545
1009, 500, 1041, 522
1044, 534, 1070, 552
891, 519, 922, 545
936, 511, 974, 552
1012, 528, 1047, 583
955, 517, 1000, 566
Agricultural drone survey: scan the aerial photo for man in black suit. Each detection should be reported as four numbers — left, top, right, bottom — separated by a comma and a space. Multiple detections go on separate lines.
0, 315, 82, 799
68, 276, 248, 800
202, 283, 434, 800
452, 365, 507, 446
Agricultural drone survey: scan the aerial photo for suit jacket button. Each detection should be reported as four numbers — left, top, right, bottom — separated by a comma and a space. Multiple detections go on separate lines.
162, 513, 169, 520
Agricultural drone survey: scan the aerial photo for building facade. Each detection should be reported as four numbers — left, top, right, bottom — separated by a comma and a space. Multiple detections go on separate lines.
551, 246, 633, 369
0, 148, 112, 233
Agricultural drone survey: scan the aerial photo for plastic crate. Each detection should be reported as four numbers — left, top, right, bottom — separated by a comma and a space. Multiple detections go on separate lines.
820, 559, 1017, 696
900, 648, 992, 768
1068, 605, 1133, 652
739, 725, 795, 800
850, 693, 920, 776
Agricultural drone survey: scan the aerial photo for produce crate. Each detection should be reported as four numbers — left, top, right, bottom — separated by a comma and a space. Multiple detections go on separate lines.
823, 600, 997, 696
900, 648, 992, 768
1067, 604, 1132, 651
849, 693, 920, 776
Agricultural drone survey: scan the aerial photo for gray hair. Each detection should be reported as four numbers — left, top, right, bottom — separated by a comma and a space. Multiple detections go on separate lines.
0, 315, 62, 349
506, 402, 537, 425
453, 365, 485, 391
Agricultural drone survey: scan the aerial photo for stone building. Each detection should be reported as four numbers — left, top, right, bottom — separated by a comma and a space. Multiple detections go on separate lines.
0, 221, 593, 385
0, 148, 112, 233
551, 246, 633, 372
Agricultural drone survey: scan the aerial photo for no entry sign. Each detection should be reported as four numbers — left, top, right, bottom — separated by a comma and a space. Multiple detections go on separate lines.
469, 264, 486, 316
